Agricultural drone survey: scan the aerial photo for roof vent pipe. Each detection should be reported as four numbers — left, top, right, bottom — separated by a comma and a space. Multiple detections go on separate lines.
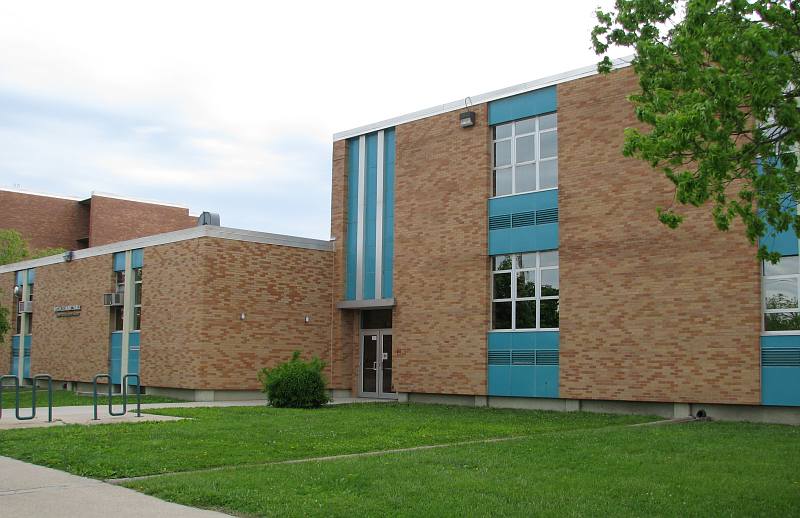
198, 212, 221, 226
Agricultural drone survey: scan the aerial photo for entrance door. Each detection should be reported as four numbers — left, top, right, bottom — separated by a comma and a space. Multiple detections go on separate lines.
360, 330, 395, 398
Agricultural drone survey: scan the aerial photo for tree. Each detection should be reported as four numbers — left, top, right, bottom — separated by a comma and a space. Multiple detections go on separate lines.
0, 229, 65, 265
592, 0, 800, 262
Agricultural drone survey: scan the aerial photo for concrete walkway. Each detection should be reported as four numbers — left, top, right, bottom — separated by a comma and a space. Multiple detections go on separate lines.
0, 455, 231, 517
0, 397, 389, 429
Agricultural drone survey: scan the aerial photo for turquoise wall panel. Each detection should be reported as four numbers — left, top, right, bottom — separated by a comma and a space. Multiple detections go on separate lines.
345, 138, 360, 300
23, 336, 31, 378
128, 332, 140, 379
363, 133, 378, 300
10, 336, 19, 376
113, 252, 126, 272
131, 249, 144, 269
15, 271, 23, 285
110, 332, 123, 384
489, 190, 559, 255
760, 335, 800, 406
489, 224, 558, 255
488, 331, 559, 398
488, 86, 557, 125
382, 128, 396, 298
27, 269, 35, 283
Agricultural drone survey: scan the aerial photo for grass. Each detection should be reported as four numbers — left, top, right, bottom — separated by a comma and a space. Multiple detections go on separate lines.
124, 420, 800, 517
0, 388, 183, 409
0, 403, 651, 478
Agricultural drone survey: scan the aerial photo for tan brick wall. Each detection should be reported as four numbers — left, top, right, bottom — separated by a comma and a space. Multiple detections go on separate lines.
142, 238, 333, 391
558, 67, 761, 405
26, 256, 112, 382
88, 195, 197, 247
0, 191, 89, 250
329, 139, 357, 390
392, 105, 492, 396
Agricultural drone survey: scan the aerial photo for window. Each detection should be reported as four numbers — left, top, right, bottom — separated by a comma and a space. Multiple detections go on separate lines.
111, 271, 125, 332
492, 113, 558, 197
763, 255, 800, 331
133, 267, 142, 331
492, 251, 559, 330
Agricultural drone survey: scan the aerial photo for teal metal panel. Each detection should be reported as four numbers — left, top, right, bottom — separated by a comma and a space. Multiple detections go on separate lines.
345, 138, 360, 300
27, 269, 35, 283
15, 271, 23, 285
761, 335, 800, 406
489, 190, 559, 255
128, 332, 140, 378
10, 336, 20, 376
363, 133, 378, 300
113, 252, 126, 272
382, 128, 395, 298
488, 86, 557, 126
131, 249, 144, 269
488, 365, 511, 395
110, 332, 123, 384
23, 336, 31, 378
510, 365, 536, 396
535, 366, 559, 398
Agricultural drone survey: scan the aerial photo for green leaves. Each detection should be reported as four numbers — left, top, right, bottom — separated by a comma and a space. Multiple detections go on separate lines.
594, 0, 800, 262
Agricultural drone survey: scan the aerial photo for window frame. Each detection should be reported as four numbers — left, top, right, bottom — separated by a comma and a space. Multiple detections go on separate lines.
133, 267, 143, 331
491, 113, 558, 198
762, 255, 800, 334
491, 251, 559, 331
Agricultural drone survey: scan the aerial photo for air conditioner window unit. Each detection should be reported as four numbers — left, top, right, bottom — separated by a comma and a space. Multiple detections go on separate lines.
18, 301, 33, 313
103, 292, 125, 307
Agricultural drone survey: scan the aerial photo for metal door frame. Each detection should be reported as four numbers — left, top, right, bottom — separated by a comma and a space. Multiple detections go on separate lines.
359, 329, 396, 399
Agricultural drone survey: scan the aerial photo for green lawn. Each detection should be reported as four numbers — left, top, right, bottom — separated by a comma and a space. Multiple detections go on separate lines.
0, 388, 183, 409
0, 404, 649, 478
1, 403, 797, 517
125, 420, 800, 517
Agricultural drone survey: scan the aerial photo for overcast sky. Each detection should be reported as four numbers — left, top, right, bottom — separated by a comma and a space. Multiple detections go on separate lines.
0, 1, 621, 239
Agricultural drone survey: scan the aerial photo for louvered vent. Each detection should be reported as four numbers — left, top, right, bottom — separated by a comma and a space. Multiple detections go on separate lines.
512, 350, 536, 365
536, 207, 559, 225
488, 351, 511, 365
489, 214, 512, 230
762, 348, 800, 367
536, 350, 559, 366
511, 211, 537, 228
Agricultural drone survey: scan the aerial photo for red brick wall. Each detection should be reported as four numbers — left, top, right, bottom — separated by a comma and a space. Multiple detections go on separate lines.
557, 67, 762, 405
88, 195, 197, 247
392, 105, 492, 396
0, 190, 89, 251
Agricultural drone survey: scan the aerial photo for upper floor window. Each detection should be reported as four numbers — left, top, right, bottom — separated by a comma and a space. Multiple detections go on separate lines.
133, 267, 142, 331
492, 113, 558, 197
763, 255, 800, 331
492, 251, 559, 330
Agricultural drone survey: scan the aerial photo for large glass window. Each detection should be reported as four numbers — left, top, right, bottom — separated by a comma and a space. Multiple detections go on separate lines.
492, 113, 558, 197
763, 255, 800, 331
133, 267, 143, 331
111, 271, 125, 332
492, 251, 559, 330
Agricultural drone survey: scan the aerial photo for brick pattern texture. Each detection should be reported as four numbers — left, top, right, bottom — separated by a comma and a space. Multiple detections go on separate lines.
392, 105, 491, 396
557, 67, 762, 405
1, 237, 333, 391
0, 191, 89, 250
87, 195, 196, 247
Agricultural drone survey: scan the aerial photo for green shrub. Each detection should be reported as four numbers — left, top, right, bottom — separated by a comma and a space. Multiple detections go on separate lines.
257, 351, 330, 408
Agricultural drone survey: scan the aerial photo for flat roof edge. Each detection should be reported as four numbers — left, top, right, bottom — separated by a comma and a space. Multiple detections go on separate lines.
332, 55, 634, 141
0, 226, 333, 273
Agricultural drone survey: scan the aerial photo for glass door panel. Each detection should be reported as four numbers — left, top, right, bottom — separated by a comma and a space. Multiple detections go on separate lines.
361, 334, 378, 395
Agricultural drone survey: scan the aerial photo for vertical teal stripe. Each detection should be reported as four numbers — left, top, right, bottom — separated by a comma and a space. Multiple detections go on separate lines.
363, 133, 378, 300
345, 138, 359, 300
113, 252, 126, 272
382, 128, 395, 298
131, 249, 144, 268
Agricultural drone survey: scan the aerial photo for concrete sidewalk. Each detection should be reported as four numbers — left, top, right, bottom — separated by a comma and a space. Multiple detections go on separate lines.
0, 397, 389, 429
0, 456, 230, 517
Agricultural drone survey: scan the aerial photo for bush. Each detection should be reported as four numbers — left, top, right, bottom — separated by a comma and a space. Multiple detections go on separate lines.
257, 351, 330, 408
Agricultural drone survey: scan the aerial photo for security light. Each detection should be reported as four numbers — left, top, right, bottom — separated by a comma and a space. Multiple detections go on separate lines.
460, 111, 476, 128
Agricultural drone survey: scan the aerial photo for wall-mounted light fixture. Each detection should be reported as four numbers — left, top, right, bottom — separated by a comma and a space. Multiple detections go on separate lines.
460, 96, 475, 128
304, 315, 311, 324
13, 285, 21, 297
63, 250, 74, 262
240, 312, 246, 321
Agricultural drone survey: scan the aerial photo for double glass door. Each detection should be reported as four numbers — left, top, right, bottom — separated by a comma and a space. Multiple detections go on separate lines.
360, 330, 394, 398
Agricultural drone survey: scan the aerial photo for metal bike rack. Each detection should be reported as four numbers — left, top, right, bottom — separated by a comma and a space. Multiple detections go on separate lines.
0, 374, 53, 422
92, 373, 142, 420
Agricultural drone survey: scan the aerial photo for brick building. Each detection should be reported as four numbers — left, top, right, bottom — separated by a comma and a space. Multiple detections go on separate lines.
1, 58, 798, 422
0, 189, 198, 250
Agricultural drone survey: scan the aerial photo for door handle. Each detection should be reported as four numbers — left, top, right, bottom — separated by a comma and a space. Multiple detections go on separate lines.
373, 362, 377, 370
